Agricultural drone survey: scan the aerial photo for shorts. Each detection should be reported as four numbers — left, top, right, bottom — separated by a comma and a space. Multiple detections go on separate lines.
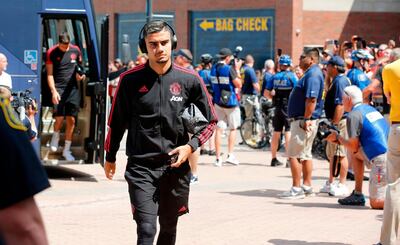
387, 123, 400, 183
124, 157, 191, 220
369, 154, 387, 200
214, 104, 241, 130
53, 102, 79, 117
325, 119, 347, 160
272, 108, 290, 132
287, 119, 318, 161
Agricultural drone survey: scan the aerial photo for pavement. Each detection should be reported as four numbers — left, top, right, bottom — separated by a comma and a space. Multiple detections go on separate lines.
36, 135, 386, 245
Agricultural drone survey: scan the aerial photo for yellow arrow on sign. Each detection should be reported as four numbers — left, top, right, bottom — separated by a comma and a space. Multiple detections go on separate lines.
199, 19, 214, 31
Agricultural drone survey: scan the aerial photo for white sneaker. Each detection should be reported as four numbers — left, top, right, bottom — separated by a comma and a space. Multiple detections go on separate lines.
301, 185, 316, 197
225, 154, 239, 165
214, 159, 222, 167
62, 150, 75, 161
329, 183, 349, 197
50, 132, 60, 152
279, 187, 305, 199
320, 181, 335, 193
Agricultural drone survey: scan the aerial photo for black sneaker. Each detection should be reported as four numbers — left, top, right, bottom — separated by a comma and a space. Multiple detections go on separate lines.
200, 149, 208, 155
208, 150, 216, 156
338, 190, 365, 206
346, 171, 369, 181
271, 158, 283, 167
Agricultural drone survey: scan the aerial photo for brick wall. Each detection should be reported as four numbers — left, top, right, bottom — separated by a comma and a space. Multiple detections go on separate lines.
303, 11, 400, 47
93, 0, 400, 65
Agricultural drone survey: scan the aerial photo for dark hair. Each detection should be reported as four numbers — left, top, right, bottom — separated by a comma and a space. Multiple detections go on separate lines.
58, 32, 70, 44
337, 66, 346, 73
142, 20, 173, 39
305, 48, 320, 62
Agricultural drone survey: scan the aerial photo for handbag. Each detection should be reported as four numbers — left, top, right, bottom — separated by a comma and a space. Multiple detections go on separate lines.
181, 103, 208, 134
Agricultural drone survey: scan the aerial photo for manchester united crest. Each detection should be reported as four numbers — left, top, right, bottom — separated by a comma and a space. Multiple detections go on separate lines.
169, 82, 181, 95
70, 53, 77, 61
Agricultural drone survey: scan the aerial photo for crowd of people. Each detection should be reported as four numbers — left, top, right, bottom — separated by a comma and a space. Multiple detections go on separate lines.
102, 28, 400, 243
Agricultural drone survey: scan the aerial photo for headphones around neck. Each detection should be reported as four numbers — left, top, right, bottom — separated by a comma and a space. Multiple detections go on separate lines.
138, 20, 178, 53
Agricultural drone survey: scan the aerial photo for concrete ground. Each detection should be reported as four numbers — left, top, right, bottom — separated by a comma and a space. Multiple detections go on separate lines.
37, 139, 385, 245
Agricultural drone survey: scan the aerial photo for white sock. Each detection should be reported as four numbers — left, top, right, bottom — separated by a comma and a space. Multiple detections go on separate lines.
64, 140, 72, 151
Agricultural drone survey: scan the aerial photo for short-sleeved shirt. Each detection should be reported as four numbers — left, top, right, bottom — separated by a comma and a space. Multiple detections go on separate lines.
46, 44, 82, 105
241, 65, 258, 95
198, 68, 211, 87
346, 106, 363, 139
374, 66, 390, 114
0, 71, 12, 89
287, 64, 324, 119
46, 44, 82, 90
0, 98, 50, 209
347, 67, 370, 91
383, 59, 400, 122
261, 71, 273, 96
324, 74, 351, 120
266, 70, 298, 109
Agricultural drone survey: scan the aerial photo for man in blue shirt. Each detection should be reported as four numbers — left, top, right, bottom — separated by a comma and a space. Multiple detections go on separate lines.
280, 48, 324, 199
241, 54, 260, 120
326, 85, 389, 209
264, 55, 297, 167
320, 56, 351, 197
347, 49, 373, 91
261, 59, 275, 98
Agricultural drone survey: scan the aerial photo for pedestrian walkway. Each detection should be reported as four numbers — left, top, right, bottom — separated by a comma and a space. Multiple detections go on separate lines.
37, 142, 383, 245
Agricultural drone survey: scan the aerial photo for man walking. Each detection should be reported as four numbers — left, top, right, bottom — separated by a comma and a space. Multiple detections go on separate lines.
46, 32, 86, 161
210, 48, 242, 166
104, 20, 216, 245
280, 49, 324, 199
0, 53, 12, 89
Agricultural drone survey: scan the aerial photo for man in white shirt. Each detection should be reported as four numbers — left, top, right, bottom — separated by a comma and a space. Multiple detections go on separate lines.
0, 53, 12, 89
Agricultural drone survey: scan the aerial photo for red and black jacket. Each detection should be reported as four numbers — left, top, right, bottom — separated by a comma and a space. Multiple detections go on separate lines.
105, 63, 217, 163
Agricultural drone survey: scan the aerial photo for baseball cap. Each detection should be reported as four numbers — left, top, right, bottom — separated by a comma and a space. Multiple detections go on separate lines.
322, 49, 333, 57
322, 55, 345, 67
216, 48, 232, 58
175, 49, 193, 61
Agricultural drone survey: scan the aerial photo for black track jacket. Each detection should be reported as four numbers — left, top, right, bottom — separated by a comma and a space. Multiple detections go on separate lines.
105, 63, 217, 163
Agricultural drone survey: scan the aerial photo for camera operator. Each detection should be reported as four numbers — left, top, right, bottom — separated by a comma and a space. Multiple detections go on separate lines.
320, 56, 351, 196
0, 86, 37, 141
326, 85, 389, 209
211, 48, 242, 166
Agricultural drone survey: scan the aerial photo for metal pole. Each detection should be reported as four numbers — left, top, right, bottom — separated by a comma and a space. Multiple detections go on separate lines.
146, 0, 153, 22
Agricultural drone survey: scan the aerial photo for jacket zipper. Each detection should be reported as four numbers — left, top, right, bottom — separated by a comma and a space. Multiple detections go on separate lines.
159, 75, 164, 152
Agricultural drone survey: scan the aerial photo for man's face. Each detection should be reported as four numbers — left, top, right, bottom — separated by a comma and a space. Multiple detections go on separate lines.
58, 43, 69, 52
0, 55, 8, 72
326, 64, 336, 78
145, 29, 172, 64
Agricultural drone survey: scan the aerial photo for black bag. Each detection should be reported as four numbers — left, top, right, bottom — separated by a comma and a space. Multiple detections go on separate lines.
181, 103, 208, 134
220, 89, 232, 106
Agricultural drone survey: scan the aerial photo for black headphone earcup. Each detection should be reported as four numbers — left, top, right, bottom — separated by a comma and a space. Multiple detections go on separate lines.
139, 38, 147, 53
171, 35, 177, 50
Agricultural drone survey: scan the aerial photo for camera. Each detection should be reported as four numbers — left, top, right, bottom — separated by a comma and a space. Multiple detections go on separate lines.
11, 89, 37, 112
229, 46, 243, 66
320, 122, 339, 139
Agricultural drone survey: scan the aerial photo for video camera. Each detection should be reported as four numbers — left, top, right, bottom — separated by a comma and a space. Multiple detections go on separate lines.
11, 89, 37, 112
229, 46, 243, 66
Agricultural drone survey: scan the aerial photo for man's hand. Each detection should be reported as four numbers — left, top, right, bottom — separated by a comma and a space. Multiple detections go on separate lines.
76, 73, 86, 82
26, 101, 37, 117
104, 161, 116, 180
325, 129, 339, 143
51, 91, 61, 105
168, 144, 192, 168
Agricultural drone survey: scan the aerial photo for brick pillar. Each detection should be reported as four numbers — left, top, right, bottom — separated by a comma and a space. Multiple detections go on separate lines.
275, 0, 303, 66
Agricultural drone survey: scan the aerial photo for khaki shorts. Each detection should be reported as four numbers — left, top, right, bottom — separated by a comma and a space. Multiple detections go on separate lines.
214, 104, 241, 130
326, 119, 348, 161
387, 124, 400, 183
287, 119, 318, 161
353, 150, 387, 200
369, 154, 387, 200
